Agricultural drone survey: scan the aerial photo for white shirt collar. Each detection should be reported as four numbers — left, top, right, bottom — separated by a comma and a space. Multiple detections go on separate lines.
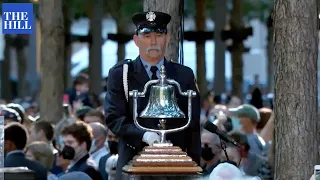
90, 147, 108, 165
140, 57, 164, 79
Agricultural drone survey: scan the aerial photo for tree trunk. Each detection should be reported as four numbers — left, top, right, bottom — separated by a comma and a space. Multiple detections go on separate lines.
39, 0, 65, 124
230, 0, 244, 100
267, 11, 274, 94
195, 0, 206, 96
105, 0, 126, 62
267, 21, 274, 93
274, 0, 319, 179
64, 34, 72, 90
15, 44, 28, 97
26, 17, 39, 98
1, 35, 12, 101
63, 3, 72, 90
88, 0, 103, 95
143, 0, 182, 62
117, 22, 126, 62
213, 0, 227, 95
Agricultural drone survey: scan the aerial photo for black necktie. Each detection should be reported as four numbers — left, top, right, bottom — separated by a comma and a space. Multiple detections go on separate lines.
150, 66, 158, 80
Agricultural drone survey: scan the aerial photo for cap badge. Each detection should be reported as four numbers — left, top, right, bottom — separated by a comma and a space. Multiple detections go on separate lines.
146, 11, 156, 22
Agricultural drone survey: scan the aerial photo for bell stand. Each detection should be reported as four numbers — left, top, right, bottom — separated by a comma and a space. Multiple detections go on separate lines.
129, 65, 197, 146
124, 65, 203, 174
157, 119, 167, 144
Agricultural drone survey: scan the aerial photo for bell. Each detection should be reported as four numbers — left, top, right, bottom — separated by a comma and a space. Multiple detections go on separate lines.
140, 84, 185, 118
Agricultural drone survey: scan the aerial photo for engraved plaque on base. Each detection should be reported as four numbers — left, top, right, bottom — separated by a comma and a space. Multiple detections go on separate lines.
123, 146, 202, 174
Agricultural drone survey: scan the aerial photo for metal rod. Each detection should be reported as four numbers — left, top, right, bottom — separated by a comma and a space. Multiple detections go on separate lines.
160, 131, 166, 143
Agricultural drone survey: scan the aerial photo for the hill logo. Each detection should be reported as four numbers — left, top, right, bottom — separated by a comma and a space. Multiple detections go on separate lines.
2, 3, 33, 34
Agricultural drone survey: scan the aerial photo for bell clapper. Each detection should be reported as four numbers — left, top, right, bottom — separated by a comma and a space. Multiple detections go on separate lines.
159, 119, 166, 130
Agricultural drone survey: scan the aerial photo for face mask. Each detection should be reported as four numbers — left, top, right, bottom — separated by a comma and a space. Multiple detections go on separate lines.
81, 87, 89, 93
108, 141, 118, 155
58, 136, 64, 146
209, 115, 215, 123
90, 139, 97, 153
60, 145, 75, 160
231, 118, 242, 132
201, 144, 214, 161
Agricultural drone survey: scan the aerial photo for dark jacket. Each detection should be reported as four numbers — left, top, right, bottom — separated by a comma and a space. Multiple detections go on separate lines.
104, 57, 201, 180
98, 153, 112, 180
4, 151, 47, 180
64, 88, 92, 107
67, 154, 102, 180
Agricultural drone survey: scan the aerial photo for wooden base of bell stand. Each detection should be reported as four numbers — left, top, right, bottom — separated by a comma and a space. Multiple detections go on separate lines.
123, 145, 202, 174
0, 167, 35, 180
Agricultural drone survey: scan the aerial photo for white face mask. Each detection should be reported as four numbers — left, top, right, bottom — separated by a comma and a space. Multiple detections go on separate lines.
58, 136, 64, 148
231, 117, 243, 132
90, 139, 97, 153
81, 87, 89, 93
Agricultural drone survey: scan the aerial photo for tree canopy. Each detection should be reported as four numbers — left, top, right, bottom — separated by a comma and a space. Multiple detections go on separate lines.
1, 0, 273, 23
184, 0, 273, 23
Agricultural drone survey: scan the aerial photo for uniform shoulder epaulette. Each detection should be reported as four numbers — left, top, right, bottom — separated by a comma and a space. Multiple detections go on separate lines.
170, 59, 185, 67
112, 59, 133, 69
170, 59, 179, 64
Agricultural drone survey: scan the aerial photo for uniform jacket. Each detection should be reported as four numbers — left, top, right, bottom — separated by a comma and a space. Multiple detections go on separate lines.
104, 56, 201, 180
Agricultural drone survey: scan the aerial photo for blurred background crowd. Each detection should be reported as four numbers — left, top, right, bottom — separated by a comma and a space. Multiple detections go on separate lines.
0, 0, 319, 179
0, 73, 275, 179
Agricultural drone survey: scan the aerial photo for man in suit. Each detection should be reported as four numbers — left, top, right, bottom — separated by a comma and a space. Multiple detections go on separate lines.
104, 11, 201, 180
4, 122, 47, 180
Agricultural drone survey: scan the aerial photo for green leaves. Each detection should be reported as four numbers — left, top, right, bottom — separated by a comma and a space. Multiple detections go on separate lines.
105, 0, 143, 23
185, 0, 273, 23
66, 0, 89, 20
243, 0, 273, 22
0, 0, 40, 19
184, 0, 215, 18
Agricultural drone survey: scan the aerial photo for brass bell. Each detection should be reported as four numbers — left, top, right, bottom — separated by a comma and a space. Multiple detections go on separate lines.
139, 66, 186, 119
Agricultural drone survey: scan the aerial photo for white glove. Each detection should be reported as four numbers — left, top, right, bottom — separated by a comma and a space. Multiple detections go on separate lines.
142, 132, 160, 145
105, 154, 118, 175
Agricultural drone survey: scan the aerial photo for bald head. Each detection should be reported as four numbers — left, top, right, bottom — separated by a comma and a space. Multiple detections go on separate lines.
89, 122, 108, 153
89, 122, 108, 138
